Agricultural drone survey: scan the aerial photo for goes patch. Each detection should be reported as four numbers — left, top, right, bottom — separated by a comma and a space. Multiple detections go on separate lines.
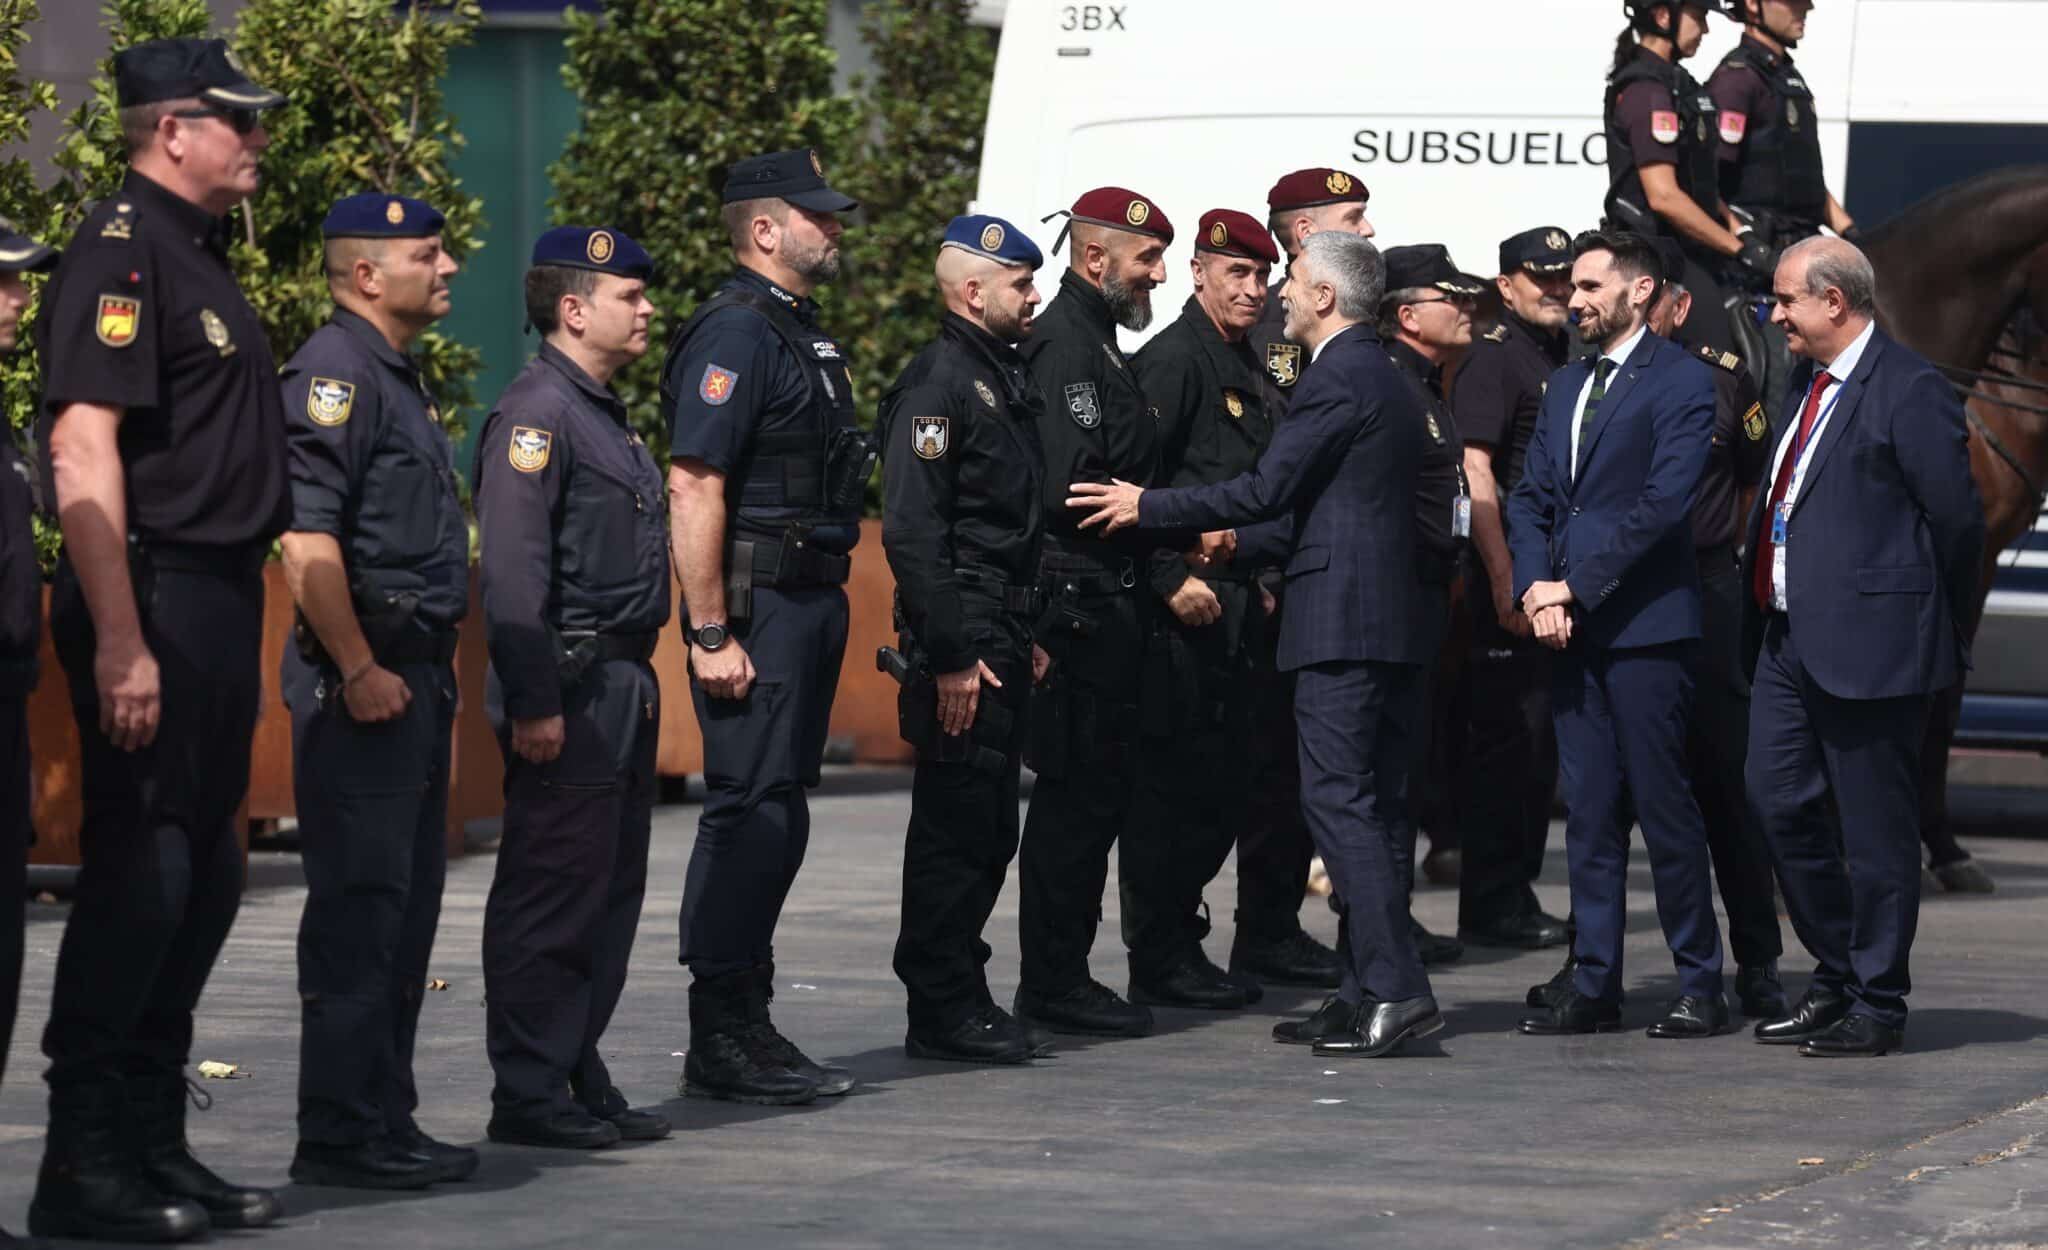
508, 425, 553, 473
307, 377, 355, 426
96, 295, 140, 347
912, 416, 949, 460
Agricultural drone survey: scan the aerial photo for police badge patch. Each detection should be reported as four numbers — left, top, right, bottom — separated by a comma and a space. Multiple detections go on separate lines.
200, 309, 234, 356
1742, 402, 1766, 442
1065, 382, 1101, 428
699, 364, 739, 405
95, 295, 140, 348
508, 425, 552, 473
974, 379, 997, 408
1223, 390, 1244, 418
1266, 342, 1300, 388
307, 377, 355, 426
912, 416, 949, 460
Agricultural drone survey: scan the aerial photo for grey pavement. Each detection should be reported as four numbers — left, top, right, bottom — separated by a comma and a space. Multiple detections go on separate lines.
4, 771, 2046, 1249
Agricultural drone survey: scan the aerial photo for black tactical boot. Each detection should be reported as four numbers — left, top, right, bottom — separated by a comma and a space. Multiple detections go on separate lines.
743, 963, 855, 1096
680, 973, 820, 1106
29, 1081, 210, 1243
128, 1068, 283, 1229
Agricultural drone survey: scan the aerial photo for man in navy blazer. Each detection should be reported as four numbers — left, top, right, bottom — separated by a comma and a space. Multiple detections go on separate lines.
1508, 230, 1730, 1039
1067, 231, 1443, 1059
1742, 237, 1982, 1057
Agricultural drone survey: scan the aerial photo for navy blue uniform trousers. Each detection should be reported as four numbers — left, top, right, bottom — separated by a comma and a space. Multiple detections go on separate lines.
1554, 640, 1725, 1002
1293, 659, 1429, 1004
1747, 615, 1927, 1028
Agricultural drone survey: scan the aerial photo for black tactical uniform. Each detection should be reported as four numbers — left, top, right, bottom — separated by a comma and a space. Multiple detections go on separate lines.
1015, 194, 1180, 1035
882, 233, 1047, 1059
31, 41, 291, 1241
1451, 304, 1568, 946
475, 317, 670, 1141
276, 194, 475, 1189
1708, 34, 1828, 247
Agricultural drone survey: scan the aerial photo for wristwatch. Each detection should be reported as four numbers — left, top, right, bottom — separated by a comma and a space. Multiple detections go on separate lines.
691, 621, 730, 651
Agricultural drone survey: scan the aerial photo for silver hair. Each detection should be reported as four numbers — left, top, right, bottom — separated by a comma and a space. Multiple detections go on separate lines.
1300, 231, 1385, 322
1784, 236, 1877, 315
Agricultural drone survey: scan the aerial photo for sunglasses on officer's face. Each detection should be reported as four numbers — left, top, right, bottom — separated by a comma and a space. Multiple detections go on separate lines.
171, 106, 262, 136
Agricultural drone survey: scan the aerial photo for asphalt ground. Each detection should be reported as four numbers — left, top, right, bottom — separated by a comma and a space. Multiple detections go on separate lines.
3, 770, 2044, 1249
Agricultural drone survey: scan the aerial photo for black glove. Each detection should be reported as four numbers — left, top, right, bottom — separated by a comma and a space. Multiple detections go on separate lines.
1735, 235, 1778, 280
1840, 224, 1864, 244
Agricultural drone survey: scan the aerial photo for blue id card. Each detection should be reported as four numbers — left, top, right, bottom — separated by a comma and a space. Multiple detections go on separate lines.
1771, 501, 1791, 545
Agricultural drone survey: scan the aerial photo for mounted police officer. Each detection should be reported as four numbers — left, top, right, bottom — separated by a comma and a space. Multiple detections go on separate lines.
0, 217, 58, 1248
475, 226, 672, 1150
1122, 208, 1281, 1009
1603, 0, 1762, 357
664, 149, 866, 1104
881, 215, 1053, 1065
1013, 186, 1177, 1039
32, 38, 288, 1243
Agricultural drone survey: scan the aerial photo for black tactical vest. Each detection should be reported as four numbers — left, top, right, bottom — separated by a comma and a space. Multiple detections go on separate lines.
1604, 50, 1722, 236
1719, 39, 1827, 230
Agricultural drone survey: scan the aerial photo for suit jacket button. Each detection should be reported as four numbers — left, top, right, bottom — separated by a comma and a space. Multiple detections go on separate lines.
1571, 506, 1581, 516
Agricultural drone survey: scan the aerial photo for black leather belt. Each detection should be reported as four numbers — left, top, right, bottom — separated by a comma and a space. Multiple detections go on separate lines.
1040, 544, 1137, 597
379, 629, 460, 666
730, 535, 852, 589
561, 631, 659, 663
954, 568, 1043, 617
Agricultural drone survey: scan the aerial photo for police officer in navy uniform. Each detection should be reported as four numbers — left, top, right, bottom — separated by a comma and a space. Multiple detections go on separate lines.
1452, 227, 1574, 958
278, 194, 475, 1189
0, 217, 58, 1248
1121, 208, 1285, 1008
664, 150, 864, 1105
1604, 0, 1764, 358
475, 227, 672, 1150
881, 216, 1054, 1064
32, 39, 287, 1243
1706, 0, 1856, 251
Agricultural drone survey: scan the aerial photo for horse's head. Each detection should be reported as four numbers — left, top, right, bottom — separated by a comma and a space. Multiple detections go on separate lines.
1866, 165, 2048, 374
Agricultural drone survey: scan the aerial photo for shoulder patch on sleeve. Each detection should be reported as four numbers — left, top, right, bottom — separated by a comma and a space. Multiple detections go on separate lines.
306, 377, 356, 426
95, 295, 140, 347
911, 416, 949, 460
507, 425, 553, 473
1742, 402, 1767, 442
1650, 110, 1681, 145
699, 364, 739, 406
1718, 112, 1747, 145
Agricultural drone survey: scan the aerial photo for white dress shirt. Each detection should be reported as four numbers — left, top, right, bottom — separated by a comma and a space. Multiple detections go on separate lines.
1767, 318, 1876, 611
1309, 324, 1344, 364
1569, 324, 1648, 480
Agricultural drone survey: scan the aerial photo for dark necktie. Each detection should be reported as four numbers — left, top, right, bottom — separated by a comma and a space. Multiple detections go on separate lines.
1752, 370, 1834, 611
1574, 358, 1617, 477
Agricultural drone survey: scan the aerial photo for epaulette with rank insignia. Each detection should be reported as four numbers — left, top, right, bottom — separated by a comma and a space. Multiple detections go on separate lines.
98, 199, 139, 243
1697, 343, 1741, 373
1482, 324, 1509, 344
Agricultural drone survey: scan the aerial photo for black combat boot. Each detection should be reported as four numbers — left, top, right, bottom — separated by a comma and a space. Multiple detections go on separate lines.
742, 963, 855, 1096
29, 1081, 210, 1243
127, 1067, 284, 1229
680, 973, 820, 1106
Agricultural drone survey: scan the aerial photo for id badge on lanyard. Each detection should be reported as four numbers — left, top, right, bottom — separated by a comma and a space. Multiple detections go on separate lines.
1770, 500, 1790, 545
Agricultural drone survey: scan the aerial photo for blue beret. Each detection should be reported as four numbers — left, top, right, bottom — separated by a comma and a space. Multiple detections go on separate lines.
322, 193, 445, 240
940, 215, 1041, 271
529, 226, 653, 281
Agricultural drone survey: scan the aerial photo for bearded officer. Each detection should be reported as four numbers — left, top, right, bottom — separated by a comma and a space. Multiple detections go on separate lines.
1013, 186, 1177, 1039
1121, 209, 1279, 1010
1452, 227, 1574, 960
33, 38, 288, 1242
475, 226, 671, 1149
882, 216, 1053, 1064
664, 149, 865, 1105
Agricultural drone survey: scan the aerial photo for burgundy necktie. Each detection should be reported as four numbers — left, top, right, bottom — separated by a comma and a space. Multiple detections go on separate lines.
1753, 370, 1833, 611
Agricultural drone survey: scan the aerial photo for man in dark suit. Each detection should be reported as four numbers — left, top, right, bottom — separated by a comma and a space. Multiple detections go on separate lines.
1743, 237, 1982, 1057
1508, 230, 1729, 1039
1068, 230, 1442, 1059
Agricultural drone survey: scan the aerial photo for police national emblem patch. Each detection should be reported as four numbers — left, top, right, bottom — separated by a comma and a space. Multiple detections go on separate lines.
95, 295, 140, 348
1742, 402, 1767, 442
699, 364, 739, 406
1266, 342, 1301, 388
1065, 382, 1102, 428
1223, 390, 1244, 419
912, 416, 949, 460
508, 425, 553, 473
307, 377, 356, 426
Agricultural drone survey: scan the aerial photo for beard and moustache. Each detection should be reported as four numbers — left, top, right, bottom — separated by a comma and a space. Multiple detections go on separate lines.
985, 299, 1034, 343
1574, 289, 1632, 344
1102, 269, 1154, 332
786, 234, 842, 286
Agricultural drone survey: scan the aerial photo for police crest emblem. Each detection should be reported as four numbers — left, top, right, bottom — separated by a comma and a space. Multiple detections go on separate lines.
1065, 382, 1101, 428
1786, 98, 1800, 127
974, 379, 997, 408
1210, 221, 1228, 248
1545, 230, 1569, 252
810, 149, 825, 176
95, 295, 140, 347
1125, 199, 1149, 227
1223, 390, 1244, 419
307, 377, 355, 426
699, 364, 738, 406
912, 416, 949, 460
1266, 342, 1300, 388
385, 199, 406, 226
1102, 342, 1124, 371
508, 425, 552, 473
1326, 171, 1353, 196
586, 230, 615, 265
1427, 411, 1442, 442
200, 308, 234, 356
1742, 402, 1767, 442
980, 223, 1005, 252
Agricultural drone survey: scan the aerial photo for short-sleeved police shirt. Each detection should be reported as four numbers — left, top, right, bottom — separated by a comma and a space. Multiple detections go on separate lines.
280, 308, 470, 627
1706, 58, 1771, 163
1615, 79, 1683, 171
1453, 310, 1567, 510
36, 170, 288, 548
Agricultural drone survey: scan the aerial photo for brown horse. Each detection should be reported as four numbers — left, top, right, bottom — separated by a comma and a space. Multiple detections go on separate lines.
1860, 165, 2048, 883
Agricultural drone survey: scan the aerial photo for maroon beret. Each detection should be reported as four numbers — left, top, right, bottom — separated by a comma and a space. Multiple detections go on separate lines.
1266, 168, 1370, 213
1195, 208, 1279, 264
1062, 185, 1175, 245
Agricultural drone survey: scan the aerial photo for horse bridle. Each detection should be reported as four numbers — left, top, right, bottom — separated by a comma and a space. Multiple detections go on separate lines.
1938, 330, 2048, 509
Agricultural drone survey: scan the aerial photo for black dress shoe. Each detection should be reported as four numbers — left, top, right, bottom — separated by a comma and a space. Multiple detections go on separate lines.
1312, 995, 1444, 1058
1932, 855, 1994, 894
906, 1005, 1036, 1064
1130, 952, 1252, 1010
1461, 909, 1570, 950
1015, 980, 1153, 1037
289, 1138, 442, 1191
388, 1129, 479, 1182
1753, 987, 1850, 1045
485, 1110, 621, 1150
575, 1084, 673, 1141
1526, 953, 1578, 1009
1735, 963, 1789, 1019
1411, 920, 1464, 967
1646, 993, 1730, 1039
1799, 1012, 1904, 1057
1229, 928, 1343, 989
1421, 845, 1461, 887
1272, 995, 1353, 1046
1518, 988, 1623, 1035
